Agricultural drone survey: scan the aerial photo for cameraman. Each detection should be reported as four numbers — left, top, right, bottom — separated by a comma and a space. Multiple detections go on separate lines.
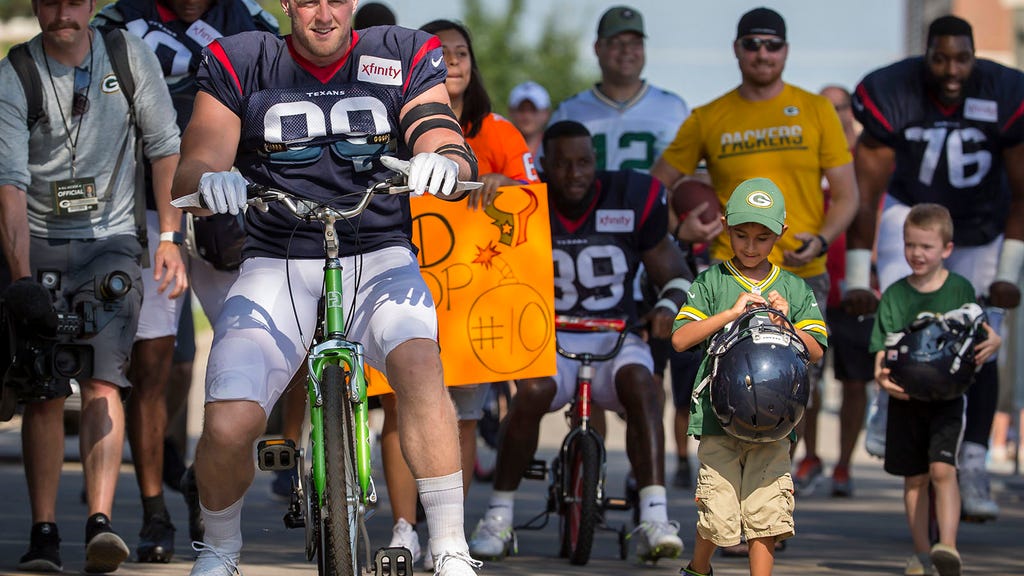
0, 0, 181, 572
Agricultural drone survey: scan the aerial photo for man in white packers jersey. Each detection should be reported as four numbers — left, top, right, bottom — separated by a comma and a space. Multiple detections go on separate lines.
651, 6, 858, 537
548, 6, 688, 173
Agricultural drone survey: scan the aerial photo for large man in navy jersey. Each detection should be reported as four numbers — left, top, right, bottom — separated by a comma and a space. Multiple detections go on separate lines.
94, 0, 279, 561
170, 0, 481, 574
845, 15, 1024, 522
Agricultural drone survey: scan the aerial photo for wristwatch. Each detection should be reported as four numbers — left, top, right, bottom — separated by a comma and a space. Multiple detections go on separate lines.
815, 234, 829, 257
159, 231, 184, 246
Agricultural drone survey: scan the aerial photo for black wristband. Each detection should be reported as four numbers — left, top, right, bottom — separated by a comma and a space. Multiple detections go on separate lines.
816, 234, 829, 257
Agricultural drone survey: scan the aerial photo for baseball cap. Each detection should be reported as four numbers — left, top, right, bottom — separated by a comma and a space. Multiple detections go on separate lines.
597, 6, 645, 39
725, 177, 786, 234
508, 81, 551, 110
736, 7, 786, 40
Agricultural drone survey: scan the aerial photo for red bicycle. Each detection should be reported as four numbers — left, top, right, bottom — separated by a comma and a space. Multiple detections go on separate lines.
518, 315, 634, 565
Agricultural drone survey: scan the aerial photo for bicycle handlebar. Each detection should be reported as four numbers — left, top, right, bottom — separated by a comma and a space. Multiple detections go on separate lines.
170, 165, 484, 224
554, 315, 639, 363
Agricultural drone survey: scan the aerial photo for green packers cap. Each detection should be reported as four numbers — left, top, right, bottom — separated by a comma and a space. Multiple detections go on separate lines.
597, 6, 645, 39
725, 177, 786, 234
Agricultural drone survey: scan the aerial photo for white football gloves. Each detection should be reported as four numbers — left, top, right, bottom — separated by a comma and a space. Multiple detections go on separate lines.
382, 153, 459, 197
198, 171, 248, 215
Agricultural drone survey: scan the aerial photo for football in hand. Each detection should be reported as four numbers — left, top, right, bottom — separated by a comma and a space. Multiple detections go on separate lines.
671, 179, 721, 224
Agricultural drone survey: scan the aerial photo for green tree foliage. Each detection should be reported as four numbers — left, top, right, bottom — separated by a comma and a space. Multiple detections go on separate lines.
459, 0, 593, 115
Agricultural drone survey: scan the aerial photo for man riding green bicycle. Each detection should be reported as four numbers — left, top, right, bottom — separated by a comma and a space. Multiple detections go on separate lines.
170, 1, 480, 574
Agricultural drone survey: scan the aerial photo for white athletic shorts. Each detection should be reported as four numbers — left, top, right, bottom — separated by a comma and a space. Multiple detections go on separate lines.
204, 246, 438, 414
135, 210, 186, 341
186, 250, 238, 325
876, 196, 1000, 295
548, 331, 654, 415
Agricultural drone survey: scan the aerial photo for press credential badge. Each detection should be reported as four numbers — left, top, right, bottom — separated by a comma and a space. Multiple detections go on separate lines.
51, 177, 98, 216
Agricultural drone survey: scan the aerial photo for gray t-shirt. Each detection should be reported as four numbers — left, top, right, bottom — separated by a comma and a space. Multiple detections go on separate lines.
0, 28, 179, 239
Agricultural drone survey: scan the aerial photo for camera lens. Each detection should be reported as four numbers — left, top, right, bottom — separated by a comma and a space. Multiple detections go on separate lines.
53, 345, 84, 378
99, 271, 132, 301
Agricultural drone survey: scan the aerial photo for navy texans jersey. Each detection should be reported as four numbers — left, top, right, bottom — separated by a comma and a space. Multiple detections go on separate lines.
94, 0, 278, 130
550, 170, 667, 323
853, 57, 1024, 245
197, 28, 447, 259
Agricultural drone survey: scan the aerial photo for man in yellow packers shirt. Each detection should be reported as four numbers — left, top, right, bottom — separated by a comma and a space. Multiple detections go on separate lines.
650, 6, 858, 511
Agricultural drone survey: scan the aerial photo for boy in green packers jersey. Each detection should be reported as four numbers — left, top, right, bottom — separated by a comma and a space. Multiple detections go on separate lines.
870, 203, 1002, 576
671, 177, 827, 576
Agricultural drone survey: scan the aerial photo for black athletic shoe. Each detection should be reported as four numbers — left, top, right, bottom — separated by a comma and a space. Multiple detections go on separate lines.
672, 459, 693, 490
180, 466, 205, 544
84, 513, 129, 574
163, 438, 188, 494
18, 522, 62, 573
136, 513, 175, 563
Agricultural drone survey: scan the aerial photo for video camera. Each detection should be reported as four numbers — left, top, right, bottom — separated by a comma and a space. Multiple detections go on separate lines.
0, 269, 132, 421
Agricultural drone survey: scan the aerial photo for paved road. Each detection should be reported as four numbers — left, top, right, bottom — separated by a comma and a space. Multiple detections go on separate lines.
1, 403, 1022, 576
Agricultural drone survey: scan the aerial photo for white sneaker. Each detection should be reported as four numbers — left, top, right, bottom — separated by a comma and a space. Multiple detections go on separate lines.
630, 520, 684, 562
959, 468, 999, 521
904, 553, 935, 575
432, 549, 482, 576
864, 388, 888, 458
388, 518, 423, 565
190, 542, 240, 576
423, 548, 434, 571
467, 514, 515, 560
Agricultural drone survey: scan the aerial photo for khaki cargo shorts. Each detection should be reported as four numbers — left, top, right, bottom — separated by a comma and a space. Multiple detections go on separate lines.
694, 435, 795, 547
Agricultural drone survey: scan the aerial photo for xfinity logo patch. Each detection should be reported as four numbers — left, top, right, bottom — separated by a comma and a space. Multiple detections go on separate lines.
187, 19, 223, 47
595, 209, 634, 232
357, 55, 403, 86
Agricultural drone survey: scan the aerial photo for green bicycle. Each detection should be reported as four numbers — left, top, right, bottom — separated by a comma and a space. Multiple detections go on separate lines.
178, 171, 479, 575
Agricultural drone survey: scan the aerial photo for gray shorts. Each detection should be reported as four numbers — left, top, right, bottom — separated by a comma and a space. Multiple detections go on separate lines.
30, 235, 143, 389
449, 383, 489, 420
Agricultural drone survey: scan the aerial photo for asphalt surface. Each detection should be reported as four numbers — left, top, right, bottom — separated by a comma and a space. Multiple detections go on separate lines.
1, 407, 1022, 576
0, 334, 1021, 575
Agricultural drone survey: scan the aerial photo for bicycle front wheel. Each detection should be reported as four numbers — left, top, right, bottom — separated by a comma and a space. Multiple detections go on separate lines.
319, 363, 361, 575
559, 432, 601, 565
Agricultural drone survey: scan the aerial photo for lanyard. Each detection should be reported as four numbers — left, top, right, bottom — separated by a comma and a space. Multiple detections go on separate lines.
43, 32, 94, 179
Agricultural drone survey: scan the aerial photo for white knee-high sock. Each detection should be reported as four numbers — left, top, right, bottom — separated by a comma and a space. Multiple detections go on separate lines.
417, 471, 467, 556
200, 498, 244, 555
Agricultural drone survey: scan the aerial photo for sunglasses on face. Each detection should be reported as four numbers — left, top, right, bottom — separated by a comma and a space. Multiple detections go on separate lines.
739, 37, 786, 53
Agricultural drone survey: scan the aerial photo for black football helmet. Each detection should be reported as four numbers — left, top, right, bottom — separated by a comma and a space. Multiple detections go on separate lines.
707, 306, 811, 443
884, 303, 987, 402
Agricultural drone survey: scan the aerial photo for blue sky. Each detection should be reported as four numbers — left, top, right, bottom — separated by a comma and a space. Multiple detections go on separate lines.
378, 0, 905, 107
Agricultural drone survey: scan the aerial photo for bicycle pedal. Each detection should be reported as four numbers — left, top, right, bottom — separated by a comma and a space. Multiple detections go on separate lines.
283, 508, 305, 529
256, 438, 297, 471
603, 496, 630, 511
523, 458, 548, 481
374, 546, 413, 575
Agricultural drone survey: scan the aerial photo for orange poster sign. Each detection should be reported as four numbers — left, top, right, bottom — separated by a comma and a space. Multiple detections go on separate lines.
366, 183, 556, 396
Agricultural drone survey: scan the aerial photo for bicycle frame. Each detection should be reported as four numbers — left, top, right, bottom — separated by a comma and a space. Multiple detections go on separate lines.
306, 255, 374, 510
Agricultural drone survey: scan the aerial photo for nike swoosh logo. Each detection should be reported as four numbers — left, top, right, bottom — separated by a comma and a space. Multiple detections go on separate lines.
431, 56, 443, 67
647, 502, 665, 507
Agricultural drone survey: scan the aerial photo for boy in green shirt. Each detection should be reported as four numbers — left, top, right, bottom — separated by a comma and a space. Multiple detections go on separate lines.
869, 203, 1002, 576
672, 178, 827, 576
